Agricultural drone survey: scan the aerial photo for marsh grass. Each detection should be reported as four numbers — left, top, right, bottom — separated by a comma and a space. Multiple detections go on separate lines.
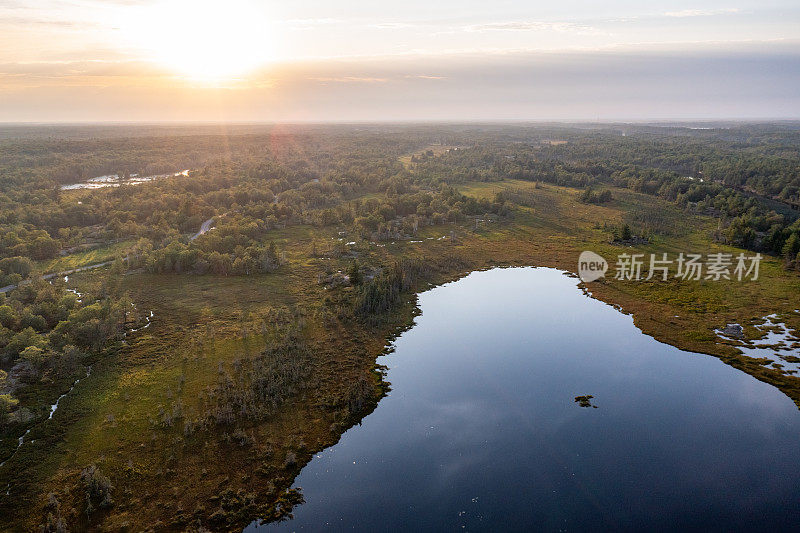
3, 180, 800, 531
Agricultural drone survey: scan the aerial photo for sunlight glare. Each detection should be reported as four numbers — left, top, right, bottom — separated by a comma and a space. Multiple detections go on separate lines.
122, 0, 276, 81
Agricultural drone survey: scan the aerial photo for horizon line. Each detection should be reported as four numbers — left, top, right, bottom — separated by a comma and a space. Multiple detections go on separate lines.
3, 118, 800, 126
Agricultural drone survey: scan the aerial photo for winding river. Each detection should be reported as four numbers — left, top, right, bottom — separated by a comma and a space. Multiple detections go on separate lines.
250, 267, 800, 531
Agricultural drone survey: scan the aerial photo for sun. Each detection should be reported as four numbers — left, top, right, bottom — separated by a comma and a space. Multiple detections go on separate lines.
122, 0, 276, 81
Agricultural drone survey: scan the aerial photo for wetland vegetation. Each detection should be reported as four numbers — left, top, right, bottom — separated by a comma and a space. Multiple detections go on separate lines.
0, 123, 798, 531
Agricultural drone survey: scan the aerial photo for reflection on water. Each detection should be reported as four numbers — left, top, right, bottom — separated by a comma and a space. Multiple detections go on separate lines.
60, 169, 189, 190
251, 267, 800, 532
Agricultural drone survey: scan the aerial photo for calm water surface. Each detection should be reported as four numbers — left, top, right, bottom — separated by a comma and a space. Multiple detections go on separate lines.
251, 267, 800, 532
60, 169, 189, 190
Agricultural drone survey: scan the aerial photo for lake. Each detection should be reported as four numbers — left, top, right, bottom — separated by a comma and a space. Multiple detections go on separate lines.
60, 169, 189, 190
249, 267, 800, 532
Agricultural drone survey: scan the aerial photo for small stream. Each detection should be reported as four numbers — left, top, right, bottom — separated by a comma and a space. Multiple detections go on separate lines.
0, 366, 92, 470
1, 266, 152, 483
129, 310, 154, 332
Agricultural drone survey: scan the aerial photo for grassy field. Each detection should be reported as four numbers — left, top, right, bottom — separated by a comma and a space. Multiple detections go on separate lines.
399, 144, 469, 169
38, 240, 135, 274
2, 179, 799, 531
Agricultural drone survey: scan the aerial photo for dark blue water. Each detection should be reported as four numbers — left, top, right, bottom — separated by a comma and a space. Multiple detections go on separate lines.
250, 268, 800, 532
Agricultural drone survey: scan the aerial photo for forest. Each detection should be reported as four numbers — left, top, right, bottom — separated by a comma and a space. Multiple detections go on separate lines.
3, 123, 800, 440
1, 125, 798, 276
1, 123, 799, 531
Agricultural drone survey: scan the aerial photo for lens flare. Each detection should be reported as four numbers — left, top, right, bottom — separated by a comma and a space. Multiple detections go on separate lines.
121, 0, 276, 81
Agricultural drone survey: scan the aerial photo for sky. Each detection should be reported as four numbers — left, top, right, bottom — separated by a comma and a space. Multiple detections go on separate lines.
1, 0, 799, 122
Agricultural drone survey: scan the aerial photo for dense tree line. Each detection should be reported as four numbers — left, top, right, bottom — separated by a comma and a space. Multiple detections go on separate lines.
0, 278, 129, 427
409, 128, 800, 268
2, 124, 799, 294
355, 259, 426, 319
1, 125, 799, 401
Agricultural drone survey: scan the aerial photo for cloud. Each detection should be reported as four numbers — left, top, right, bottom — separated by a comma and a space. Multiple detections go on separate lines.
372, 22, 422, 29
308, 76, 389, 84
465, 21, 608, 36
0, 16, 81, 27
663, 8, 740, 18
2, 42, 798, 122
280, 17, 341, 30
